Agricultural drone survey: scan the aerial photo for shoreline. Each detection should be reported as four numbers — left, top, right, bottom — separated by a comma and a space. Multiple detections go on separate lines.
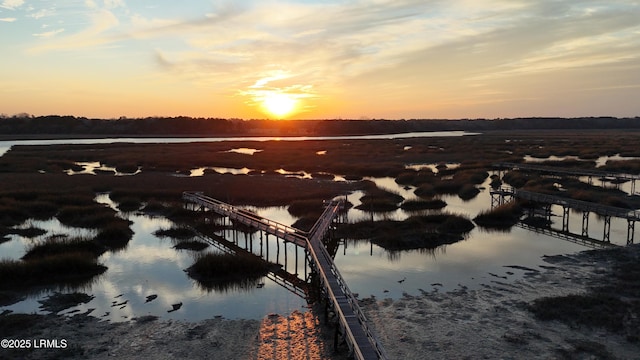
360, 244, 640, 359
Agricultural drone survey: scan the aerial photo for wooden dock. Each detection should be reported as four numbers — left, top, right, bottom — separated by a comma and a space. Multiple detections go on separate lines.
491, 187, 638, 244
183, 191, 387, 360
493, 187, 640, 222
494, 162, 640, 193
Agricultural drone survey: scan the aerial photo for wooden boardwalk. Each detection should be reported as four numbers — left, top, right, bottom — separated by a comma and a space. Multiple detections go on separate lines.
491, 187, 638, 244
197, 231, 309, 299
183, 192, 387, 360
493, 187, 640, 222
494, 162, 640, 193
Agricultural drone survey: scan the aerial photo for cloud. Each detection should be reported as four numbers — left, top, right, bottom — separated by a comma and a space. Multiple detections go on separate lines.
28, 8, 55, 20
33, 28, 65, 38
27, 9, 119, 53
0, 17, 17, 22
103, 0, 125, 9
0, 0, 24, 10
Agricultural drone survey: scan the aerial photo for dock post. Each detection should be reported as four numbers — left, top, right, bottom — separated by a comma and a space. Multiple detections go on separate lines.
603, 216, 611, 242
581, 211, 589, 237
266, 233, 269, 262
284, 241, 288, 272
562, 206, 570, 232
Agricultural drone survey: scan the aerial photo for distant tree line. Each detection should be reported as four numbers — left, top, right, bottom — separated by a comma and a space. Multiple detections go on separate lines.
0, 114, 639, 139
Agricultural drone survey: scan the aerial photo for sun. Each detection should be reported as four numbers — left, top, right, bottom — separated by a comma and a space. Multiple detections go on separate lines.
262, 92, 297, 118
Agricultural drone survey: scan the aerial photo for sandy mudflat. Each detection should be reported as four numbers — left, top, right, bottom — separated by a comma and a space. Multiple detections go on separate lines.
360, 245, 640, 360
2, 245, 639, 359
0, 310, 347, 360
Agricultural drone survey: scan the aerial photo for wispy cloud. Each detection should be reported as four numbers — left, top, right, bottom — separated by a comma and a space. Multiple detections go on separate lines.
0, 17, 17, 22
0, 0, 24, 10
28, 8, 56, 20
33, 28, 65, 38
28, 9, 119, 53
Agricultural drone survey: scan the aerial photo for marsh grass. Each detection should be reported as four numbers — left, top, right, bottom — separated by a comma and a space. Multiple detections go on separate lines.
23, 201, 58, 219
414, 183, 436, 198
530, 293, 626, 332
287, 199, 324, 218
400, 199, 447, 211
140, 200, 169, 214
154, 226, 197, 240
530, 245, 640, 342
186, 252, 270, 291
291, 216, 317, 232
395, 170, 435, 186
22, 237, 106, 260
0, 202, 29, 227
338, 214, 474, 250
602, 159, 640, 173
116, 198, 142, 212
356, 183, 404, 212
56, 204, 120, 229
172, 240, 209, 251
1, 226, 46, 239
502, 170, 533, 188
489, 174, 502, 188
94, 221, 134, 250
458, 184, 480, 200
0, 253, 107, 290
474, 203, 522, 229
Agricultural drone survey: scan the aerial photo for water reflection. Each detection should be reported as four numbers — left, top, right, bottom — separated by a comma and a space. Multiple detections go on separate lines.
0, 131, 477, 157
225, 148, 262, 155
523, 154, 640, 168
65, 161, 141, 176
405, 162, 461, 173
188, 167, 253, 176
1, 197, 308, 322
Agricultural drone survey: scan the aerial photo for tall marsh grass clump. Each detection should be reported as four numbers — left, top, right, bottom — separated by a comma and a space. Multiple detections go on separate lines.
187, 253, 270, 278
154, 226, 197, 240
186, 253, 271, 290
22, 237, 106, 260
356, 183, 404, 212
457, 184, 480, 200
0, 253, 107, 290
474, 202, 522, 229
172, 239, 209, 251
338, 213, 474, 251
287, 199, 324, 218
94, 220, 134, 250
56, 205, 121, 229
0, 202, 29, 227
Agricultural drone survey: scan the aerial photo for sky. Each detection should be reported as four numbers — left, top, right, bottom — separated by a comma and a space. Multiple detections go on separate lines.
1, 0, 639, 120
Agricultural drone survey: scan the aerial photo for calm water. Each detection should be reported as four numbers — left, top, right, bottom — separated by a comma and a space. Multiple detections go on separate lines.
0, 131, 477, 157
1, 136, 637, 322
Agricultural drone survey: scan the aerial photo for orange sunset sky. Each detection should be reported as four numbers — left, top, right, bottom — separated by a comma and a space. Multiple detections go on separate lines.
1, 0, 639, 119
